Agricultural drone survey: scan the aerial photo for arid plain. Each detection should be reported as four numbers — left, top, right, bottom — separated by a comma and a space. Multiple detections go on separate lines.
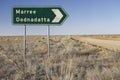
0, 35, 120, 80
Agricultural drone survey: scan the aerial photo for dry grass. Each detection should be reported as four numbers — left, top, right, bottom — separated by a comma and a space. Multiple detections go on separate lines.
0, 35, 120, 80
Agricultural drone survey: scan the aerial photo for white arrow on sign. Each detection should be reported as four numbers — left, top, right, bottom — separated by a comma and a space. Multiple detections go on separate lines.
52, 9, 63, 23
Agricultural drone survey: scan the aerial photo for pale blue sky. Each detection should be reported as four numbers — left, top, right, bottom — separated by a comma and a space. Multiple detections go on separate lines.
0, 0, 120, 36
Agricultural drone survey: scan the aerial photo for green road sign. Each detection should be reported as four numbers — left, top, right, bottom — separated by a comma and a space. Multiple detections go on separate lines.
13, 7, 68, 25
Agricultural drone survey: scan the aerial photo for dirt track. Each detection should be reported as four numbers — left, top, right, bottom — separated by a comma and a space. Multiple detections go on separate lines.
73, 36, 120, 51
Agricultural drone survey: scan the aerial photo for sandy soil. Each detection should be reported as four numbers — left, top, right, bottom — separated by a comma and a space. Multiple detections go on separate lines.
73, 36, 120, 51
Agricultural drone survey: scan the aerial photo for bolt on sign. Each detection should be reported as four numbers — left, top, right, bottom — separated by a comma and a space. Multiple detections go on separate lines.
13, 7, 67, 25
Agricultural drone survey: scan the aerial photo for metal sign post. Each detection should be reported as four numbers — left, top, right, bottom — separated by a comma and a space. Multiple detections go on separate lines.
24, 25, 27, 59
23, 25, 27, 78
47, 25, 50, 56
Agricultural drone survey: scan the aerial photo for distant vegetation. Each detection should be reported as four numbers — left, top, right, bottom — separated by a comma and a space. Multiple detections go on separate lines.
0, 35, 120, 80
